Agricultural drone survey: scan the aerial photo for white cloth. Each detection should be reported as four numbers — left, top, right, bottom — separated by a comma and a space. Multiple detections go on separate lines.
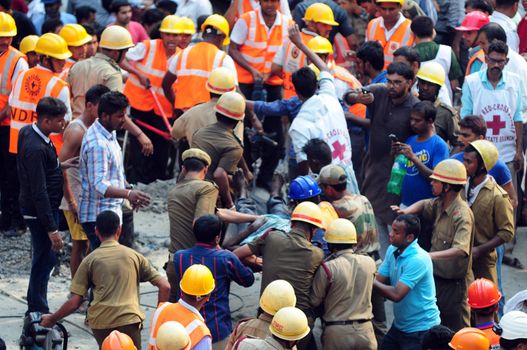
240, 0, 290, 18
465, 175, 490, 206
125, 42, 148, 61
12, 59, 29, 87
175, 0, 212, 27
490, 11, 520, 53
230, 9, 289, 45
379, 13, 407, 42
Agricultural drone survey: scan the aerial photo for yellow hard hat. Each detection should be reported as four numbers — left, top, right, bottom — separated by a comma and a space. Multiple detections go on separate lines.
324, 218, 357, 244
181, 17, 196, 35
417, 61, 446, 87
269, 307, 310, 341
207, 67, 236, 94
99, 25, 134, 50
260, 280, 297, 315
159, 15, 184, 34
318, 201, 338, 230
214, 91, 246, 120
449, 328, 490, 350
156, 321, 191, 350
0, 12, 16, 37
19, 35, 39, 54
179, 264, 215, 296
429, 159, 467, 185
291, 201, 324, 228
376, 0, 405, 4
59, 24, 92, 47
102, 330, 137, 350
303, 3, 339, 26
307, 36, 333, 55
35, 33, 72, 60
470, 139, 499, 171
201, 14, 230, 46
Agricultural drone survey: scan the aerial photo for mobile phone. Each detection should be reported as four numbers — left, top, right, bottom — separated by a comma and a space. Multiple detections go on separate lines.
389, 134, 398, 143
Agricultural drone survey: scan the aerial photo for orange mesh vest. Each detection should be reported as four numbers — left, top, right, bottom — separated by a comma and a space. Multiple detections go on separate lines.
282, 31, 314, 98
124, 39, 173, 117
366, 17, 414, 69
9, 66, 68, 153
148, 302, 211, 350
466, 49, 485, 76
235, 9, 291, 85
173, 42, 227, 110
0, 46, 26, 127
333, 65, 367, 118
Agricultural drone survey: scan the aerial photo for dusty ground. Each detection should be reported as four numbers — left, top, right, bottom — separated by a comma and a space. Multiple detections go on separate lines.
0, 179, 526, 349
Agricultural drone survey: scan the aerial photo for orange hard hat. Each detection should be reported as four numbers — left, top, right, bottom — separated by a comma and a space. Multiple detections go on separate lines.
102, 331, 137, 350
449, 328, 490, 350
467, 278, 502, 309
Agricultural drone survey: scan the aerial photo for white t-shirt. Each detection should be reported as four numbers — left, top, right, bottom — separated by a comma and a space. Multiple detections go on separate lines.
490, 11, 520, 53
175, 0, 212, 28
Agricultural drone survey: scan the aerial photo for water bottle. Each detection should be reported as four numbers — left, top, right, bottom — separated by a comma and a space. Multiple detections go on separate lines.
387, 154, 407, 195
251, 79, 267, 101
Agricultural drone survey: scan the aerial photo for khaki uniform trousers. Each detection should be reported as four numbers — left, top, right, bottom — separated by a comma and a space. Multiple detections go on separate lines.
322, 321, 377, 350
435, 276, 470, 332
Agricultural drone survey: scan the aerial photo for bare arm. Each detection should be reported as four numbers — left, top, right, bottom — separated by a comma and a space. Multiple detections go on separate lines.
390, 200, 426, 215
59, 125, 84, 218
502, 181, 518, 209
514, 121, 523, 171
373, 279, 411, 302
288, 24, 329, 73
233, 244, 253, 259
152, 277, 170, 304
120, 59, 151, 89
429, 247, 466, 260
217, 208, 260, 224
213, 167, 235, 209
345, 111, 371, 128
472, 236, 505, 260
40, 294, 84, 327
398, 143, 433, 178
229, 42, 264, 81
162, 71, 178, 107
123, 117, 153, 156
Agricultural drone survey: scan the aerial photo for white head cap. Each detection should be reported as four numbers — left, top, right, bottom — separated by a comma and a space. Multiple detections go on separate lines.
500, 311, 527, 340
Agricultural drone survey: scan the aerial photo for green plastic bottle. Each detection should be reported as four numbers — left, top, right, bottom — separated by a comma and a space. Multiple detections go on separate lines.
387, 154, 407, 195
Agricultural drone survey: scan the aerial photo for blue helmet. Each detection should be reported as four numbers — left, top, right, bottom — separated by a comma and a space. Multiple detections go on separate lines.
288, 175, 322, 200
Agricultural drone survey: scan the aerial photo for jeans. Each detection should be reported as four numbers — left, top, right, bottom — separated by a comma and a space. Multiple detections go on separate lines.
380, 326, 428, 350
81, 221, 99, 251
25, 209, 59, 313
496, 244, 505, 317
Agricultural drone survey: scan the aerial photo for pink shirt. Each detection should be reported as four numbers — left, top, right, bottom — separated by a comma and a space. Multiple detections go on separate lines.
109, 21, 149, 44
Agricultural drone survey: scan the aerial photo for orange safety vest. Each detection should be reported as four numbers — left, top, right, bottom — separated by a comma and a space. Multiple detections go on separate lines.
466, 48, 485, 76
173, 42, 227, 110
333, 65, 366, 118
9, 66, 68, 153
58, 58, 75, 81
124, 39, 173, 117
148, 302, 211, 350
0, 46, 26, 127
366, 17, 414, 69
235, 9, 291, 85
281, 31, 315, 99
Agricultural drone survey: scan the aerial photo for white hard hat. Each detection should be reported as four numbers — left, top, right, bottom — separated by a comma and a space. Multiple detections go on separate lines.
504, 290, 527, 314
499, 311, 527, 340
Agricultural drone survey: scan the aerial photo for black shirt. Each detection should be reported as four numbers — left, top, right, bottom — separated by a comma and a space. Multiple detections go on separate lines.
11, 10, 37, 50
17, 124, 63, 232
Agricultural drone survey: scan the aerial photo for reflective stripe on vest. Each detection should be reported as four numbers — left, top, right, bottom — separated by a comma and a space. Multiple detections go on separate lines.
235, 10, 291, 85
0, 47, 25, 126
123, 39, 173, 116
466, 49, 485, 76
9, 67, 67, 153
366, 17, 414, 69
148, 302, 172, 348
173, 42, 227, 110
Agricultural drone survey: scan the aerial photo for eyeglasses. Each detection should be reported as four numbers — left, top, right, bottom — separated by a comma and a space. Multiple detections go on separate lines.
387, 79, 407, 87
487, 57, 507, 66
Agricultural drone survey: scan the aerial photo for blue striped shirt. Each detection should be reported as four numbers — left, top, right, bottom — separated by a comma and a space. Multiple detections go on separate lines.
79, 120, 125, 223
174, 244, 255, 342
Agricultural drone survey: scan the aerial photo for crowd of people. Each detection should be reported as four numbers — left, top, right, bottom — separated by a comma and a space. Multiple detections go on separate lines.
0, 0, 526, 348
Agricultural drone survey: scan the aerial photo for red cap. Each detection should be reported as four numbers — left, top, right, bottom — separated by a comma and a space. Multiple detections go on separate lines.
455, 11, 490, 31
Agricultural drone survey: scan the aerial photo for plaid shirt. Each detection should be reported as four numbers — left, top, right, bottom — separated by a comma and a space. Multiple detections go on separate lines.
79, 120, 125, 223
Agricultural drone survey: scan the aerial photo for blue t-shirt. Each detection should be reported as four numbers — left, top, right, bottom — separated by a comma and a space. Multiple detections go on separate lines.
401, 135, 449, 206
378, 240, 441, 333
451, 152, 512, 186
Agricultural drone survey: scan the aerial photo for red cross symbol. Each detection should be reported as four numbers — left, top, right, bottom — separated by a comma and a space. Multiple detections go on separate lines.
486, 115, 506, 135
332, 140, 346, 160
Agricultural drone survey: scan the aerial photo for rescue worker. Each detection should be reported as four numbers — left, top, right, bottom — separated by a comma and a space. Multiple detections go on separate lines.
122, 14, 182, 184
463, 140, 515, 286
310, 218, 377, 349
156, 321, 192, 350
0, 12, 28, 236
455, 11, 490, 76
233, 201, 325, 350
166, 148, 218, 301
102, 331, 137, 350
416, 61, 460, 148
225, 0, 290, 28
229, 0, 293, 190
365, 0, 414, 69
448, 328, 490, 350
9, 32, 71, 154
58, 23, 92, 80
191, 91, 245, 210
162, 14, 234, 116
178, 17, 195, 49
19, 35, 39, 68
271, 2, 339, 99
497, 311, 527, 350
233, 307, 310, 350
226, 279, 297, 349
393, 159, 475, 331
148, 264, 214, 350
467, 278, 502, 348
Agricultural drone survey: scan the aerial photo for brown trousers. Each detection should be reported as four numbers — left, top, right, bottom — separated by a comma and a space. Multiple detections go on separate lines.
322, 321, 377, 350
92, 322, 142, 350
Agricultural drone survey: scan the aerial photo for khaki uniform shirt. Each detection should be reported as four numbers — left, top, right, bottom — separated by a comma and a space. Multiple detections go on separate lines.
70, 240, 162, 329
331, 194, 380, 255
235, 336, 289, 350
167, 177, 218, 252
226, 313, 272, 350
191, 122, 243, 179
423, 195, 474, 280
434, 99, 460, 147
172, 100, 244, 144
248, 228, 324, 315
311, 250, 376, 322
68, 53, 123, 119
